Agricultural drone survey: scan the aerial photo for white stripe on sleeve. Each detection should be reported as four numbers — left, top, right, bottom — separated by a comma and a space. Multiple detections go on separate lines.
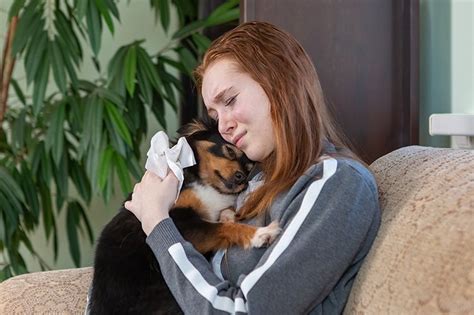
240, 158, 338, 296
168, 244, 247, 314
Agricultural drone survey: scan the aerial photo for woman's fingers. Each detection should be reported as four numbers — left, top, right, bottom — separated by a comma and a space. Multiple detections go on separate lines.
124, 200, 133, 211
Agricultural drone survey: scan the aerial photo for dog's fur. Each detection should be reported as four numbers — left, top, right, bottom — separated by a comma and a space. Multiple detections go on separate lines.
89, 119, 280, 314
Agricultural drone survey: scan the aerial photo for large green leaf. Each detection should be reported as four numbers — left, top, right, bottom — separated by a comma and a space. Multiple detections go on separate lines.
108, 46, 127, 80
0, 191, 19, 240
104, 103, 129, 138
45, 102, 66, 165
8, 249, 27, 275
127, 155, 143, 181
151, 93, 166, 129
53, 152, 69, 212
206, 8, 239, 27
39, 145, 53, 188
97, 146, 113, 192
11, 110, 26, 151
172, 19, 206, 40
86, 0, 102, 55
19, 162, 40, 224
104, 115, 127, 157
124, 45, 137, 96
77, 202, 94, 244
69, 160, 92, 203
97, 88, 124, 109
78, 95, 103, 159
108, 48, 127, 97
11, 1, 41, 55
206, 0, 238, 22
157, 63, 179, 111
191, 32, 212, 54
50, 41, 68, 93
66, 202, 81, 267
24, 30, 47, 86
10, 79, 26, 105
75, 0, 89, 20
176, 46, 197, 76
59, 44, 80, 88
94, 0, 115, 34
32, 54, 50, 116
137, 67, 154, 106
114, 153, 132, 195
137, 47, 162, 91
104, 0, 120, 20
0, 167, 26, 204
173, 0, 197, 25
158, 0, 171, 32
38, 180, 54, 241
55, 9, 83, 66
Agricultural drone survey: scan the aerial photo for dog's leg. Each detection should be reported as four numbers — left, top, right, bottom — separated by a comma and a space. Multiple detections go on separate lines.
171, 208, 281, 254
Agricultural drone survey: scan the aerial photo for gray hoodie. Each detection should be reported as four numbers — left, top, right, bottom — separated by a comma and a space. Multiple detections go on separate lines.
146, 152, 381, 314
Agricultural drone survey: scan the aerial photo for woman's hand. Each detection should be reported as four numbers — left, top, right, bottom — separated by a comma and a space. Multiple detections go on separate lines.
125, 171, 179, 235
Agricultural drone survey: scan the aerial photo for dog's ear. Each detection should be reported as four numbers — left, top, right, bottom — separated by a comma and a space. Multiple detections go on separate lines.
178, 117, 217, 137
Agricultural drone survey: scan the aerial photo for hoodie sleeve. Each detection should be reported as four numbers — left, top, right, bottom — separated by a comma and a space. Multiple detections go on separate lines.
146, 158, 381, 314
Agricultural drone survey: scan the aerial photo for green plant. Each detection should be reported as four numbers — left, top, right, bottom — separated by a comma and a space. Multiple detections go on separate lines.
0, 0, 238, 280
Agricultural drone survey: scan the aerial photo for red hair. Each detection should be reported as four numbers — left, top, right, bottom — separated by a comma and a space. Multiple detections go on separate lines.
195, 22, 358, 220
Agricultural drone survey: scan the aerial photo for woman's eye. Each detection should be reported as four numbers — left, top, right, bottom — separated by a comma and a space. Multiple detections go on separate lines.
225, 95, 237, 106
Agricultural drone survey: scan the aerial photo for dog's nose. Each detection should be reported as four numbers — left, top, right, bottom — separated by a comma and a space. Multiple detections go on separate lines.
234, 171, 246, 184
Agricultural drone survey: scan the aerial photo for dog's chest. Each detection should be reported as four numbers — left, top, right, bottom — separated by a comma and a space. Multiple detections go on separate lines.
191, 183, 236, 221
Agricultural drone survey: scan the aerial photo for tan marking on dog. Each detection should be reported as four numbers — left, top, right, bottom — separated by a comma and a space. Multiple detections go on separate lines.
175, 190, 205, 217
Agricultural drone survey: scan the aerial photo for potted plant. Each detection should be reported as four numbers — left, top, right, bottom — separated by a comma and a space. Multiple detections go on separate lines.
0, 0, 238, 279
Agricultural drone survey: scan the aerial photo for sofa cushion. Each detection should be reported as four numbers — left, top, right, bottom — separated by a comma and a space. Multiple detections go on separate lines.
345, 146, 474, 314
0, 267, 92, 313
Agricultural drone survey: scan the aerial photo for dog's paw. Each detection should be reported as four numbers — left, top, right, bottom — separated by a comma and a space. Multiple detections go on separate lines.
251, 221, 281, 248
219, 208, 236, 223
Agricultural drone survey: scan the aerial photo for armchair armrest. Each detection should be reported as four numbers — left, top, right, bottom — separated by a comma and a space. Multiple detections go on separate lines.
0, 267, 92, 314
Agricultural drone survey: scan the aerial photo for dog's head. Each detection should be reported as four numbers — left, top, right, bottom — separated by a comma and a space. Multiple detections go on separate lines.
179, 119, 253, 194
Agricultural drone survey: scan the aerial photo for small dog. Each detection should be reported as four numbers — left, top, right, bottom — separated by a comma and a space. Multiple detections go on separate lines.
89, 119, 280, 314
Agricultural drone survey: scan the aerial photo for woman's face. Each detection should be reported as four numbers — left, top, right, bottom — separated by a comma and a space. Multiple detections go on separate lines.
202, 59, 276, 162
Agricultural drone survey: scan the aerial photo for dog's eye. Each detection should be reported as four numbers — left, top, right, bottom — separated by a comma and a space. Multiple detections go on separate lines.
223, 145, 237, 160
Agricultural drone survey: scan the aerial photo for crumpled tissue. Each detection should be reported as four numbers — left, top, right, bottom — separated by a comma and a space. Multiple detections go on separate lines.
145, 131, 196, 200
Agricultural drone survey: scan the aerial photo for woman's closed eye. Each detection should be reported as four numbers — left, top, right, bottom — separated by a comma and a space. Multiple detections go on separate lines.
225, 95, 237, 106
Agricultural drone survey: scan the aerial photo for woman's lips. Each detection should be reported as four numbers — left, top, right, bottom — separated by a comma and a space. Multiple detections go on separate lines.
233, 132, 245, 148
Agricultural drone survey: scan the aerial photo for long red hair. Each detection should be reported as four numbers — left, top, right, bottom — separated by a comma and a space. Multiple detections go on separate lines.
195, 22, 358, 220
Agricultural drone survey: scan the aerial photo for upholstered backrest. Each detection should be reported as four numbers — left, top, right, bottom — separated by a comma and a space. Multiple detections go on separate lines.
345, 146, 474, 314
0, 267, 92, 313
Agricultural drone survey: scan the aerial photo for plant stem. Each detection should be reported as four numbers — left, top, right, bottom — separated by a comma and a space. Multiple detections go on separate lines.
0, 16, 18, 123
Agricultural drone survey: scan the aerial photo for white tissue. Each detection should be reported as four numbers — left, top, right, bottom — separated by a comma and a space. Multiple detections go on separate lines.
145, 131, 196, 200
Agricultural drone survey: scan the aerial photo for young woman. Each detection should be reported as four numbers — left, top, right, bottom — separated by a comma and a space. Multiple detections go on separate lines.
125, 21, 381, 314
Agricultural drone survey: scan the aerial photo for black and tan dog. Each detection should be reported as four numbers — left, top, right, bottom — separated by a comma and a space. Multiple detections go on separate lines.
89, 119, 280, 314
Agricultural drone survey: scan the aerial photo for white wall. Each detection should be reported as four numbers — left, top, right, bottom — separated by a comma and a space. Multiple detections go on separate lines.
451, 0, 473, 115
420, 0, 474, 147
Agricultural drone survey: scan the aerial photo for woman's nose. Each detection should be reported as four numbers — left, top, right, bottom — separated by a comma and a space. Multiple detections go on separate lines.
218, 114, 236, 136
